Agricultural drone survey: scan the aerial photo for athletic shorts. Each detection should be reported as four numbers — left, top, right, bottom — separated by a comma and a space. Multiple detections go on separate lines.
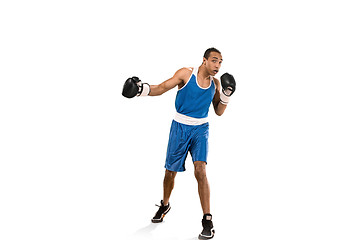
165, 120, 209, 172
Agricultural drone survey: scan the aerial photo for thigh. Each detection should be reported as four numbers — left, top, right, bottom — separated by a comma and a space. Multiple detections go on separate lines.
165, 121, 192, 172
189, 123, 209, 163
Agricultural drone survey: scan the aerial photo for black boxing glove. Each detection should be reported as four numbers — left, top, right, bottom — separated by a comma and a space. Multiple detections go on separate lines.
122, 76, 150, 98
219, 73, 236, 105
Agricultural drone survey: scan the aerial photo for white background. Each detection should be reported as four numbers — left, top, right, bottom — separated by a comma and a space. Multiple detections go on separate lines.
1, 0, 360, 239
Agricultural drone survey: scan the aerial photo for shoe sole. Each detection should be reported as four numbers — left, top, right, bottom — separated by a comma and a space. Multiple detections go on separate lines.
198, 229, 215, 239
151, 206, 171, 223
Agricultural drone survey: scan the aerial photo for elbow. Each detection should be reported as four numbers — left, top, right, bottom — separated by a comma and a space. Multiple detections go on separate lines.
214, 104, 226, 116
215, 110, 224, 116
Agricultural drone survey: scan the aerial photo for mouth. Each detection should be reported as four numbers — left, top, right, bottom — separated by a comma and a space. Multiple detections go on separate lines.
213, 70, 219, 75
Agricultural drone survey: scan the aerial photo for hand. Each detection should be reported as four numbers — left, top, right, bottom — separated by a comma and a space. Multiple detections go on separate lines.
219, 73, 236, 104
122, 76, 150, 98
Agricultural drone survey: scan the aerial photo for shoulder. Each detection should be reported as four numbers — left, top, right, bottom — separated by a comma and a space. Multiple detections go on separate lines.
173, 67, 193, 89
173, 67, 193, 83
175, 67, 193, 78
212, 77, 221, 89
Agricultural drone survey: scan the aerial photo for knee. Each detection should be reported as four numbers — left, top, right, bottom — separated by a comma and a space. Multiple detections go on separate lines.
165, 169, 177, 181
194, 164, 207, 181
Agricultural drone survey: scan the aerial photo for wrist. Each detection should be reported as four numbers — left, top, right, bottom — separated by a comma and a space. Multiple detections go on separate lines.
220, 90, 230, 105
138, 83, 151, 96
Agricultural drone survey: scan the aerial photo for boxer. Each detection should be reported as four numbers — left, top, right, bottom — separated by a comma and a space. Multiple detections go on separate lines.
123, 48, 236, 239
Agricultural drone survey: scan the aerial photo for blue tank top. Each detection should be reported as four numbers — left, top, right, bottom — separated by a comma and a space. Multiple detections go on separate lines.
175, 68, 216, 119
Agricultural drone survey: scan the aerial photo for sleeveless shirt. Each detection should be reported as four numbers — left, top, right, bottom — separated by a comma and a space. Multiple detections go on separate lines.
175, 68, 215, 119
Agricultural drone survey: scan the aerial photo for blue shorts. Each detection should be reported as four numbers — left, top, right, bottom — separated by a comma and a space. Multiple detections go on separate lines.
165, 120, 209, 172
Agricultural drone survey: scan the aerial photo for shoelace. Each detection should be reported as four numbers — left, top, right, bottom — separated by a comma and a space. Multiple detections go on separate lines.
155, 203, 168, 208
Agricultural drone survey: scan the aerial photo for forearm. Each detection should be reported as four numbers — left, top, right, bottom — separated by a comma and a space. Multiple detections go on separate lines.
127, 68, 186, 97
214, 100, 227, 116
149, 77, 181, 96
149, 84, 167, 96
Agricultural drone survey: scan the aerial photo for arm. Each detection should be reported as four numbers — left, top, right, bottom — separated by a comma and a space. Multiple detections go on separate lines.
212, 78, 227, 116
212, 73, 236, 116
149, 68, 191, 96
122, 68, 191, 98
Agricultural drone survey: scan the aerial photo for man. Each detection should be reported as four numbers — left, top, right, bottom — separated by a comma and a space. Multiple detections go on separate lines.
122, 48, 236, 239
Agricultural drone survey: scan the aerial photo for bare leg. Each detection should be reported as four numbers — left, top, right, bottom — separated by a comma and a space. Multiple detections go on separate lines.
194, 161, 210, 214
163, 169, 177, 205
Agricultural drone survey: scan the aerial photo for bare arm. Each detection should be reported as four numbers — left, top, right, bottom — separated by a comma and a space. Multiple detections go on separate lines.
149, 68, 191, 96
212, 78, 227, 116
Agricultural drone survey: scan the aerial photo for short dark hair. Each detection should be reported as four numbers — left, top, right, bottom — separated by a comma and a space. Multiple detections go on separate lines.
203, 47, 221, 59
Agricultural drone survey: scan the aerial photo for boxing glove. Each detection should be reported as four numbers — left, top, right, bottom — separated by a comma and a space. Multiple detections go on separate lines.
122, 76, 150, 98
219, 73, 236, 105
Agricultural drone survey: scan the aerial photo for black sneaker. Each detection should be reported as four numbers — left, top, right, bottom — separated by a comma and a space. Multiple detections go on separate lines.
151, 200, 171, 223
198, 214, 215, 239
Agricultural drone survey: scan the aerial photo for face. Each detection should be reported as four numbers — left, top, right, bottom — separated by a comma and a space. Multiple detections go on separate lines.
203, 52, 223, 76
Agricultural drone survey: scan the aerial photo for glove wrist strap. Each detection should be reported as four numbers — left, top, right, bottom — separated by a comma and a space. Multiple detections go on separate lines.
220, 90, 230, 105
138, 83, 151, 97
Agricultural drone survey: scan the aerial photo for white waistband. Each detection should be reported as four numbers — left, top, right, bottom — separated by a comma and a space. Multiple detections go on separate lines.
174, 112, 208, 126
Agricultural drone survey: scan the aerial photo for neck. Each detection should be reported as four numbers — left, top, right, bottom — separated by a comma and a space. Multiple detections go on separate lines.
198, 64, 211, 80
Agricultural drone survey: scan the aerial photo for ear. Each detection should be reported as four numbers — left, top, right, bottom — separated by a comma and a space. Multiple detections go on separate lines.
203, 57, 207, 65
